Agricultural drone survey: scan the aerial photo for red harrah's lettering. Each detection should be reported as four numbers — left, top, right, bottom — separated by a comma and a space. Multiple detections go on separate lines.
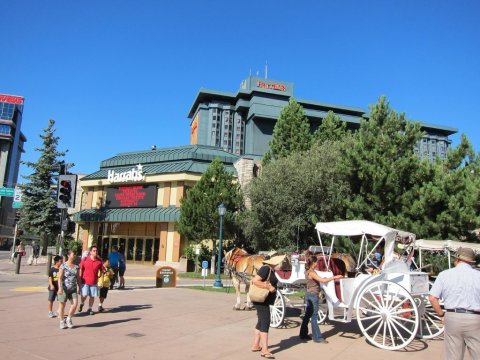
0, 94, 24, 105
256, 81, 286, 92
114, 186, 146, 207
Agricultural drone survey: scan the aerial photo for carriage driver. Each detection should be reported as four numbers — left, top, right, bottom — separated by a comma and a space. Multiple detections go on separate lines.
429, 247, 480, 360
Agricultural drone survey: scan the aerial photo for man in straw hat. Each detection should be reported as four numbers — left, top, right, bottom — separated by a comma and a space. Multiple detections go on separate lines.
429, 247, 480, 360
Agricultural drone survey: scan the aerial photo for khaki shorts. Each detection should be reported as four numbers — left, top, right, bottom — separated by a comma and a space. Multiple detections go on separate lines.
58, 290, 78, 303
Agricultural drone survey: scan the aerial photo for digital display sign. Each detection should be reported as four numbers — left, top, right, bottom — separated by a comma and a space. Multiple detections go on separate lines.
105, 185, 157, 208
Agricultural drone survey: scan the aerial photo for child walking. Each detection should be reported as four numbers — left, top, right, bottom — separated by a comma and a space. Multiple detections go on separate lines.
47, 255, 63, 318
98, 258, 114, 312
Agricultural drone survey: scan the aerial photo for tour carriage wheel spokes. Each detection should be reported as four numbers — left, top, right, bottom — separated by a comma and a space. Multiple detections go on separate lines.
270, 291, 285, 328
317, 288, 328, 324
356, 281, 419, 351
416, 295, 444, 339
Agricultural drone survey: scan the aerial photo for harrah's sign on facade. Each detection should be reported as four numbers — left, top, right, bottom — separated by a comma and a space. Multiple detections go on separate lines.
256, 81, 286, 92
0, 94, 24, 105
108, 164, 145, 183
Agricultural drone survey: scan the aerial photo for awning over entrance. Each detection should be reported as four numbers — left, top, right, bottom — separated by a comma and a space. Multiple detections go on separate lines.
72, 207, 180, 223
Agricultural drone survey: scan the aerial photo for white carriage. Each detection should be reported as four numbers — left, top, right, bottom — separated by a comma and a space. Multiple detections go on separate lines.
270, 220, 440, 351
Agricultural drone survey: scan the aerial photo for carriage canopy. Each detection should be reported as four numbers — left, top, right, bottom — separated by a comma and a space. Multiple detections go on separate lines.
315, 220, 416, 270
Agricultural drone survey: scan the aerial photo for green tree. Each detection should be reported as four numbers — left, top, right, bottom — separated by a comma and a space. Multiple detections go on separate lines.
18, 119, 66, 254
341, 96, 424, 225
313, 110, 349, 145
263, 98, 312, 165
177, 158, 243, 244
402, 135, 480, 241
242, 141, 349, 251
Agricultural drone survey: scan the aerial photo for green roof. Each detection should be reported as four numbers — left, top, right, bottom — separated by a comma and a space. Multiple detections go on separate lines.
83, 145, 239, 180
72, 207, 179, 223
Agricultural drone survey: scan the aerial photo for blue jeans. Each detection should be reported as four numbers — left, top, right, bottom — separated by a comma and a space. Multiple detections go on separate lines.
300, 292, 323, 341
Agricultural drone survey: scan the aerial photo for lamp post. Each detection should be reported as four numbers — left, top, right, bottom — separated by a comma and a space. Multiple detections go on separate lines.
213, 203, 226, 288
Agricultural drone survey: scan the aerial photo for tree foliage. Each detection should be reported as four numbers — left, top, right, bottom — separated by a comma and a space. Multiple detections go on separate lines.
341, 96, 424, 225
177, 158, 243, 244
242, 141, 349, 251
18, 119, 66, 254
314, 110, 349, 145
263, 98, 312, 165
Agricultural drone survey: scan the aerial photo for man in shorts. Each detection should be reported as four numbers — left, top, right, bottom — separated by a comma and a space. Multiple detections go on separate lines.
78, 245, 103, 315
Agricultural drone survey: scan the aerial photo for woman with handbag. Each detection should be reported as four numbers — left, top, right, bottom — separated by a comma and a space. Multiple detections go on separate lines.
250, 255, 285, 359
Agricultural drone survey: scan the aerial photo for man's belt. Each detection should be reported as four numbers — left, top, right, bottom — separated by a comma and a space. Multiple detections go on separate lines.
446, 308, 480, 315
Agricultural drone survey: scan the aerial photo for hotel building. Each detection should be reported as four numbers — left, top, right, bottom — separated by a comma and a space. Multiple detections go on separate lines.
188, 76, 456, 161
0, 94, 26, 245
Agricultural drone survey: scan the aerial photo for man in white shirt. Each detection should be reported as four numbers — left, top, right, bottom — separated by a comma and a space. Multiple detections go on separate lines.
429, 247, 480, 360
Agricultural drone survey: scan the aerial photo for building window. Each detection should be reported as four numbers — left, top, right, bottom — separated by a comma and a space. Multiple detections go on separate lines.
0, 124, 11, 134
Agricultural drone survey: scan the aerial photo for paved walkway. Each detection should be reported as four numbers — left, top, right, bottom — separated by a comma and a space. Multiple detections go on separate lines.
0, 255, 448, 360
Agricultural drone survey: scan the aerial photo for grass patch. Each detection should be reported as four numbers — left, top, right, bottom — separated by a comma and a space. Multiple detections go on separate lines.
178, 272, 229, 280
183, 285, 234, 292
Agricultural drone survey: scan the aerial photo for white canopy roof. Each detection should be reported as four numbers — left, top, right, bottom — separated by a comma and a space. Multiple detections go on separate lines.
315, 220, 415, 240
414, 239, 480, 254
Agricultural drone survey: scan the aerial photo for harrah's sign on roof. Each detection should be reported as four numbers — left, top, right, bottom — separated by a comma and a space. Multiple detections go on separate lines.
0, 94, 24, 105
108, 164, 145, 183
256, 81, 286, 92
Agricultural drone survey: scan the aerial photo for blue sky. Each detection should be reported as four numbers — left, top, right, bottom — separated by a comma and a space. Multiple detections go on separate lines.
1, 0, 479, 179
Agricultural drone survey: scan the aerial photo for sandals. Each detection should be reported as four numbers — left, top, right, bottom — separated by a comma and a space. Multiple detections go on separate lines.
251, 347, 262, 352
260, 353, 275, 359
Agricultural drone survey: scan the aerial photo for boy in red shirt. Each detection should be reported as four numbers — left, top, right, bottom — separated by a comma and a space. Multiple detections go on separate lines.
78, 245, 103, 315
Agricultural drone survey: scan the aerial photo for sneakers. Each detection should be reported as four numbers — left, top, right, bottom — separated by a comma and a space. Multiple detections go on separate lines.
48, 311, 56, 318
300, 335, 312, 341
313, 338, 329, 344
59, 319, 66, 329
65, 317, 73, 328
88, 308, 94, 315
78, 303, 84, 313
98, 305, 104, 312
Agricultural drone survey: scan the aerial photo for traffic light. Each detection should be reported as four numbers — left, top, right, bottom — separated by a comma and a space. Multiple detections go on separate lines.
57, 174, 77, 209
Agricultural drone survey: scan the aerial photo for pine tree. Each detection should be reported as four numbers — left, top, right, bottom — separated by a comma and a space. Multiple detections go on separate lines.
263, 98, 312, 165
19, 119, 66, 254
313, 110, 349, 145
177, 158, 243, 244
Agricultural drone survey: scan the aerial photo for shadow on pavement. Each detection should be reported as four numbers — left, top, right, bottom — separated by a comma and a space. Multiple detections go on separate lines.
77, 317, 141, 328
269, 335, 306, 354
105, 304, 153, 313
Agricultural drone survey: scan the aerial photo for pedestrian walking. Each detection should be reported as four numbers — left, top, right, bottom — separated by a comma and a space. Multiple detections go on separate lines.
118, 247, 126, 289
98, 258, 114, 312
47, 255, 63, 318
58, 250, 81, 329
108, 245, 120, 289
251, 255, 285, 359
299, 255, 343, 343
429, 247, 480, 360
78, 245, 103, 315
31, 241, 40, 265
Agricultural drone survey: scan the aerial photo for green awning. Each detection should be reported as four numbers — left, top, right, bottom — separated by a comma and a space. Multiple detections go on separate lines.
72, 207, 180, 223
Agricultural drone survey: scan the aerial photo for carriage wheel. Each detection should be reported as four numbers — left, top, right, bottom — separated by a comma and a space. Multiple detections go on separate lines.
317, 288, 328, 324
416, 295, 444, 339
270, 291, 285, 328
356, 281, 419, 351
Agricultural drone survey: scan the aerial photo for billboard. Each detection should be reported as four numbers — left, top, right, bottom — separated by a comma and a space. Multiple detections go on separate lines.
105, 185, 157, 208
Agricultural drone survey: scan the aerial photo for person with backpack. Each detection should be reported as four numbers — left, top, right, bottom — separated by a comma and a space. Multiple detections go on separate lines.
47, 255, 63, 318
57, 250, 81, 329
32, 241, 40, 265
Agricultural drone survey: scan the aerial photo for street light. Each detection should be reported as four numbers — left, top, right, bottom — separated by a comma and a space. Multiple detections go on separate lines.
213, 203, 226, 288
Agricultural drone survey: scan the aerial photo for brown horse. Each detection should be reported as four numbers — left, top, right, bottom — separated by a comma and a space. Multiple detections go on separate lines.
224, 247, 266, 310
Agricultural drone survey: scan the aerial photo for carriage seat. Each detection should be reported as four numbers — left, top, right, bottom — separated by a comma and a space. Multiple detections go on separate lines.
275, 269, 292, 280
316, 257, 345, 301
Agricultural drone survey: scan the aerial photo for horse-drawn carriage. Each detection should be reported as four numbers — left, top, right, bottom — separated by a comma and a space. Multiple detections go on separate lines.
269, 220, 441, 351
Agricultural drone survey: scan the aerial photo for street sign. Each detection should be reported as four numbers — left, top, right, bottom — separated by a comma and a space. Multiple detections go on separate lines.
0, 187, 15, 197
12, 202, 23, 208
201, 260, 208, 269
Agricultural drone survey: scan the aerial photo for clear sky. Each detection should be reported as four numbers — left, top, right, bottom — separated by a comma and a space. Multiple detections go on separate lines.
1, 0, 479, 179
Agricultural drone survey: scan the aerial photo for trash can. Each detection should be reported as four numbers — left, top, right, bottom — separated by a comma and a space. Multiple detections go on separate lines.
155, 266, 176, 288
